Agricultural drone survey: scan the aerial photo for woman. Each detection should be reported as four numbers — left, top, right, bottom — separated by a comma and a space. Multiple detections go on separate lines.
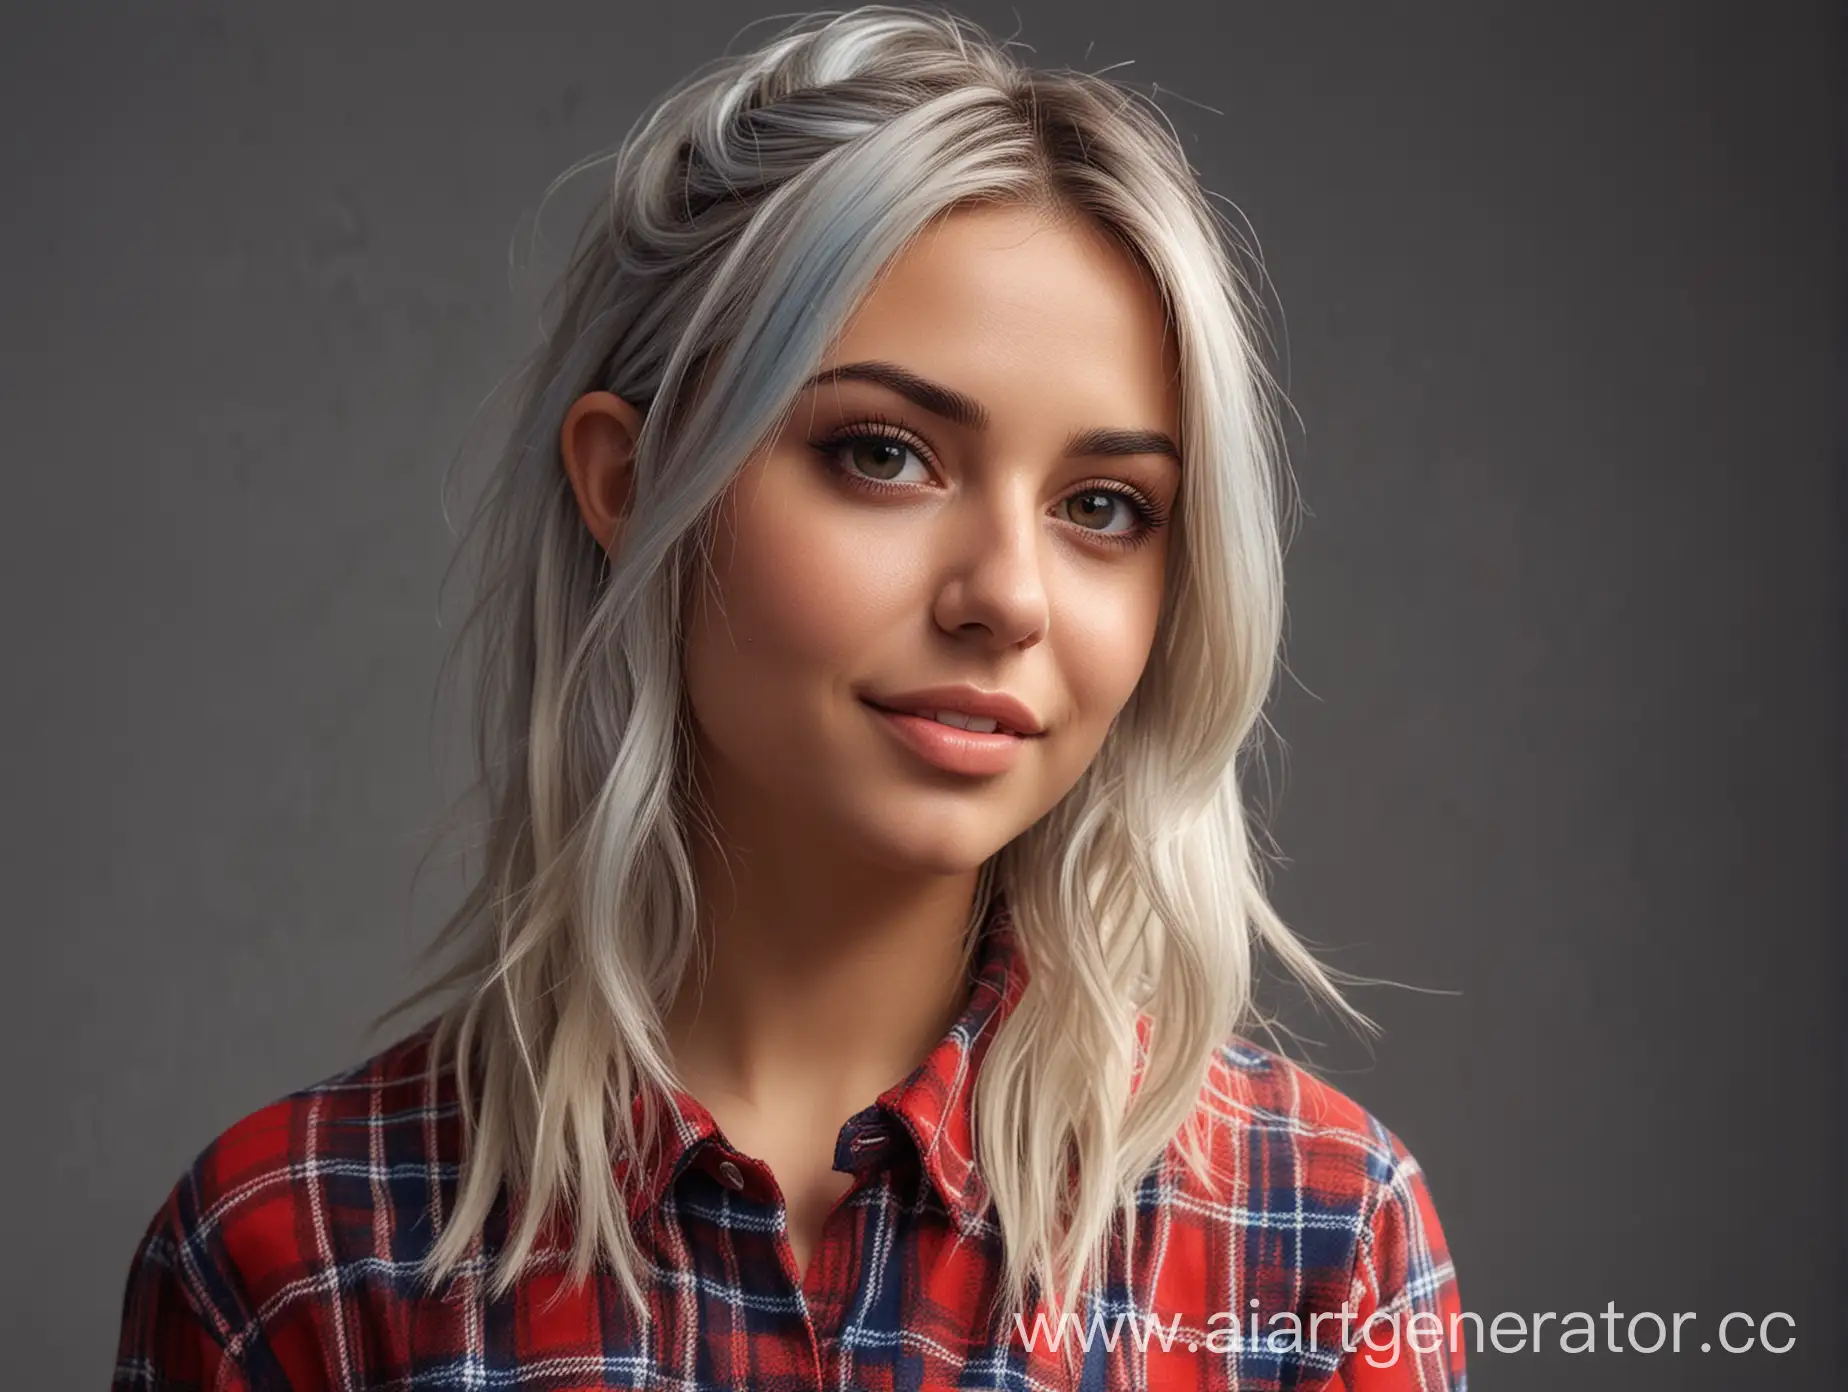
114, 8, 1463, 1389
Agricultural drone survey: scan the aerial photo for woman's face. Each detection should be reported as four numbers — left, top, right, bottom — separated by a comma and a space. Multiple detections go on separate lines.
682, 201, 1182, 874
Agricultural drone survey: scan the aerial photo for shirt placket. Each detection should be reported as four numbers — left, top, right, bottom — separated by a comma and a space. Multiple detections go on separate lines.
672, 1104, 906, 1391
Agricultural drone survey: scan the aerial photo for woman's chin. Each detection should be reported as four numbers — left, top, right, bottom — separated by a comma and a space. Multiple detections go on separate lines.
840, 800, 1016, 879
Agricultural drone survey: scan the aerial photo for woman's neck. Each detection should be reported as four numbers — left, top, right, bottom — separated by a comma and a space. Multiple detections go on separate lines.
663, 798, 984, 1117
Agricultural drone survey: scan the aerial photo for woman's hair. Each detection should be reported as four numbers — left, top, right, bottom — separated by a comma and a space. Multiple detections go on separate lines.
380, 2, 1362, 1326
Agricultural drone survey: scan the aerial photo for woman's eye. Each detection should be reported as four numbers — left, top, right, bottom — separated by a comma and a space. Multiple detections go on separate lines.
841, 436, 928, 483
1061, 488, 1137, 534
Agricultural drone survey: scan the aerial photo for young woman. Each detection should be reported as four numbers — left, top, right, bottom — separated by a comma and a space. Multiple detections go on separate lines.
114, 8, 1464, 1389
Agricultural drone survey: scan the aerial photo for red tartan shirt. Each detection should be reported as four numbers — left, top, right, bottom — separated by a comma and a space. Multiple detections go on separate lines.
113, 898, 1466, 1390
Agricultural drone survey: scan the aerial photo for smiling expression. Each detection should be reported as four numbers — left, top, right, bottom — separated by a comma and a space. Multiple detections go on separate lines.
680, 201, 1183, 874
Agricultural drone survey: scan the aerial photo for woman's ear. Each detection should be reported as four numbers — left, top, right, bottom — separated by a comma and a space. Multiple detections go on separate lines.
560, 391, 646, 554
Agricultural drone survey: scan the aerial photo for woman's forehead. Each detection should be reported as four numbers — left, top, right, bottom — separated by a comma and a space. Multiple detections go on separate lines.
815, 205, 1180, 434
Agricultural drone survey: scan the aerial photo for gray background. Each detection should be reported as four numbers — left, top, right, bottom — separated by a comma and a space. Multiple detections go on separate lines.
3, 1, 1840, 1387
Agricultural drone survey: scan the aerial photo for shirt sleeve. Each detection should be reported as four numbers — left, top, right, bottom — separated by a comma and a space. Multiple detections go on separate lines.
111, 1199, 254, 1392
1326, 1134, 1467, 1391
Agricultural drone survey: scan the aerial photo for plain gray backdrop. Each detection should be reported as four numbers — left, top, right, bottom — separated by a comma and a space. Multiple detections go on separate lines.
3, 1, 1840, 1387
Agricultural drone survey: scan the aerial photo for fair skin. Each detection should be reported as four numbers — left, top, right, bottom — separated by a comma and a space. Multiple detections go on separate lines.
560, 200, 1180, 1282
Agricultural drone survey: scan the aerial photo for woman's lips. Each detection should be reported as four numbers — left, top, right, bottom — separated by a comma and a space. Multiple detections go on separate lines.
862, 700, 1031, 776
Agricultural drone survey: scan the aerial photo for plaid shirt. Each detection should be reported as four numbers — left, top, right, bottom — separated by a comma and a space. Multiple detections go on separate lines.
114, 899, 1465, 1390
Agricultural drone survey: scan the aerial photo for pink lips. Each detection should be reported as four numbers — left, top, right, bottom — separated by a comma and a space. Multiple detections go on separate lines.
866, 703, 1030, 776
862, 685, 1046, 777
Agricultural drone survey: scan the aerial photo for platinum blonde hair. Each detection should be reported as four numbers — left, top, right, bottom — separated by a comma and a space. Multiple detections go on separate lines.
382, 3, 1362, 1326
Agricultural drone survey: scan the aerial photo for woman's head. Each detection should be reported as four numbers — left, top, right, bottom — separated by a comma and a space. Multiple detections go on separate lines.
405, 3, 1350, 1323
566, 199, 1181, 880
515, 4, 1285, 878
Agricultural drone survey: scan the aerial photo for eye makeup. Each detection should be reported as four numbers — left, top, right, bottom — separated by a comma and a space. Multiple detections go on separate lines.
806, 414, 1173, 551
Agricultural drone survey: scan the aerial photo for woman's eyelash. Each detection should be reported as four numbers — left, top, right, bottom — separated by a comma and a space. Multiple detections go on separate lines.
809, 417, 1171, 548
1066, 479, 1170, 547
810, 414, 935, 470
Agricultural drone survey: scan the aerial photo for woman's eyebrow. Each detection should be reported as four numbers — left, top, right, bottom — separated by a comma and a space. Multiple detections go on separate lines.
1063, 426, 1182, 465
801, 360, 989, 431
801, 359, 1181, 464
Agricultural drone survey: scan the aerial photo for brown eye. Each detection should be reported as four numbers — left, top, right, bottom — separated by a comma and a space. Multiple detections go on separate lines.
1063, 489, 1133, 534
849, 438, 914, 480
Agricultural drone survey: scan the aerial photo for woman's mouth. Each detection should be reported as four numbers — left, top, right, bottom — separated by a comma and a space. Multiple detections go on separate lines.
861, 699, 1036, 776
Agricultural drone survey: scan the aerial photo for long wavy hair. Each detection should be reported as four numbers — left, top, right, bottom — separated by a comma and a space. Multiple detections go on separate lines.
378, 3, 1363, 1327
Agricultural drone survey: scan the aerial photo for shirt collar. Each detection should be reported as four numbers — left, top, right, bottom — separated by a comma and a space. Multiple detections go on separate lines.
619, 894, 1027, 1234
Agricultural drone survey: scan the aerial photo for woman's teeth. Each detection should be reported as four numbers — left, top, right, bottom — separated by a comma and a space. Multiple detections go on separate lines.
930, 710, 1001, 734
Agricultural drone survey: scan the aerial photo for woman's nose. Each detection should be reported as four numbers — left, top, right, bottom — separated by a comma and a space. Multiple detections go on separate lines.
929, 489, 1051, 650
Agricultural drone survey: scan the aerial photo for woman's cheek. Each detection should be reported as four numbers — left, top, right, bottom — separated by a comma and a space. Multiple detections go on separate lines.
1058, 586, 1162, 724
723, 487, 922, 665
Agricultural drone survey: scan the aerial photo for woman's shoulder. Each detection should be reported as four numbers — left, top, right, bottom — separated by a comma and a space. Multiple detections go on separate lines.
1191, 1033, 1426, 1188
159, 1023, 456, 1231
114, 1025, 458, 1379
1157, 1033, 1461, 1356
1178, 1033, 1450, 1235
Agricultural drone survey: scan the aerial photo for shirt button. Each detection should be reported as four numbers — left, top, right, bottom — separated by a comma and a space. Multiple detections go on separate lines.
717, 1159, 745, 1191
